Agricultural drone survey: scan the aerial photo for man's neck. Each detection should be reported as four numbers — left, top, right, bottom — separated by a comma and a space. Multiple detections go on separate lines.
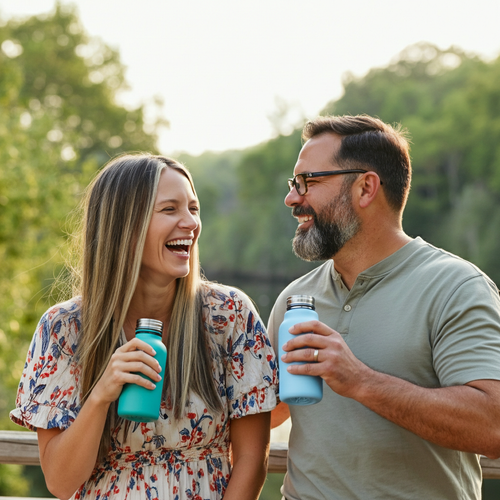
333, 229, 412, 290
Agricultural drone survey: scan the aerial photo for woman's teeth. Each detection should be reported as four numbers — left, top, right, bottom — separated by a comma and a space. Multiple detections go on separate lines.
168, 239, 192, 246
165, 239, 192, 255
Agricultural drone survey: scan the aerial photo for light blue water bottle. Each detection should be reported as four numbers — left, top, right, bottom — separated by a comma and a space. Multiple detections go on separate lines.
279, 295, 323, 405
117, 318, 167, 422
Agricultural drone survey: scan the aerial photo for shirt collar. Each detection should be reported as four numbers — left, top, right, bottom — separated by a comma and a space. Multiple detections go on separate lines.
329, 237, 425, 283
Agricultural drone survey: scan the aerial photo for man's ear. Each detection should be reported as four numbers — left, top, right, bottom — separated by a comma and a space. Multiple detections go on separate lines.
356, 172, 382, 209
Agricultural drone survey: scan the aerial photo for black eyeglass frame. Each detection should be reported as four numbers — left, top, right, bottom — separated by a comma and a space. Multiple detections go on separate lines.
288, 169, 382, 196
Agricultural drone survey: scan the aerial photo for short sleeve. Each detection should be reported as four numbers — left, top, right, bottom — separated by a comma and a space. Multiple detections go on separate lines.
10, 299, 82, 431
433, 275, 500, 386
267, 296, 287, 355
204, 286, 278, 419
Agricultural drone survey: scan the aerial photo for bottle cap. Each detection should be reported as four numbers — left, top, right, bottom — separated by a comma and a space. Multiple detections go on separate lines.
136, 318, 163, 335
286, 295, 315, 310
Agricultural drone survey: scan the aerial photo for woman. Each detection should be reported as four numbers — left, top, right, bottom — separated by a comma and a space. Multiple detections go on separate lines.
11, 154, 278, 500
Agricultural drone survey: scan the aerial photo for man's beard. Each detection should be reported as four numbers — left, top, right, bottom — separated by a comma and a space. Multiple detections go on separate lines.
292, 185, 361, 262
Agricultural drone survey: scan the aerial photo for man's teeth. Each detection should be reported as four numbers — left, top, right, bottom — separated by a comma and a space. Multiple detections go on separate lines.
297, 215, 313, 224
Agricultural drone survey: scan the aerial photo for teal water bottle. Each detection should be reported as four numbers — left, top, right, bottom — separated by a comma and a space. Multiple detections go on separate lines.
117, 318, 167, 422
279, 295, 323, 405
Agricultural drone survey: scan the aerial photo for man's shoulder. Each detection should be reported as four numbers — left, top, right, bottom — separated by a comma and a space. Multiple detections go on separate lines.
411, 238, 497, 290
277, 261, 333, 301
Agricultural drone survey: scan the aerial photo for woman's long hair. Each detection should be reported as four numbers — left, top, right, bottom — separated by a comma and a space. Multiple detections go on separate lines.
72, 153, 222, 458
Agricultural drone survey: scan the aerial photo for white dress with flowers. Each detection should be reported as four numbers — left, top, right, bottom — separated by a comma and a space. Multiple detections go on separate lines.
11, 283, 278, 500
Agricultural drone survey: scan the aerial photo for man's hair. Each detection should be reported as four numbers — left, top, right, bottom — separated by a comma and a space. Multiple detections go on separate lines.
302, 115, 412, 211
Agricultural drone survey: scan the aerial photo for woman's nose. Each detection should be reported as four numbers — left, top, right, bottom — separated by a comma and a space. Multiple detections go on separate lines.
179, 211, 199, 230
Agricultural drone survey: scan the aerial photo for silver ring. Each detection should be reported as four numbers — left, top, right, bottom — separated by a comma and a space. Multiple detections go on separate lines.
313, 349, 319, 363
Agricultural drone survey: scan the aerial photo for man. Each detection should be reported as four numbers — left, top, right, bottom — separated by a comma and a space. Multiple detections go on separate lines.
268, 114, 500, 500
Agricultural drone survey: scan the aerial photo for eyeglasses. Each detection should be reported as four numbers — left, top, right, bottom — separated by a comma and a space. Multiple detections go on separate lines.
287, 169, 371, 196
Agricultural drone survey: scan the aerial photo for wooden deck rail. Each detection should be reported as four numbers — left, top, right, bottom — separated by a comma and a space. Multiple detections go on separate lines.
0, 430, 499, 490
0, 430, 288, 472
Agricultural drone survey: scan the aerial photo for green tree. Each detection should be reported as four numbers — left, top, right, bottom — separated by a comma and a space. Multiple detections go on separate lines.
0, 4, 160, 494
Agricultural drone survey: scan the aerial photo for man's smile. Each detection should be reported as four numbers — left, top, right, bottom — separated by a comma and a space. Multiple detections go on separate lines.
296, 215, 313, 226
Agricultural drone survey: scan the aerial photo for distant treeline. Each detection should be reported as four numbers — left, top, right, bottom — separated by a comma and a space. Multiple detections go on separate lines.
180, 42, 500, 323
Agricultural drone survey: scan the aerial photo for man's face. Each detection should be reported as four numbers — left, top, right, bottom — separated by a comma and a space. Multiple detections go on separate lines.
292, 179, 360, 261
285, 133, 361, 261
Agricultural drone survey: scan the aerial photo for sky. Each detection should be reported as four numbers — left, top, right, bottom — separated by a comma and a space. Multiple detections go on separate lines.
1, 0, 499, 156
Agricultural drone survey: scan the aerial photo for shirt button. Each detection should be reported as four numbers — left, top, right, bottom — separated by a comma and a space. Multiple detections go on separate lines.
344, 304, 352, 312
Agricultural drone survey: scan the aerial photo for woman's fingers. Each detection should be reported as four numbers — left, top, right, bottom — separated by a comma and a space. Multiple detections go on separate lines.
108, 357, 161, 381
113, 349, 162, 374
119, 371, 158, 390
92, 339, 163, 403
117, 337, 157, 357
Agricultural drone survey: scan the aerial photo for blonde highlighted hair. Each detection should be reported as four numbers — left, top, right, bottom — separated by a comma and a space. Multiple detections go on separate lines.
71, 153, 221, 457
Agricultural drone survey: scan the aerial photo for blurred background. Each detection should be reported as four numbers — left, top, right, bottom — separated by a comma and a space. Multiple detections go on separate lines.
1, 0, 500, 497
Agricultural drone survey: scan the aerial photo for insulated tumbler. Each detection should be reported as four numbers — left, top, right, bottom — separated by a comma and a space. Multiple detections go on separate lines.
278, 295, 323, 405
117, 318, 167, 422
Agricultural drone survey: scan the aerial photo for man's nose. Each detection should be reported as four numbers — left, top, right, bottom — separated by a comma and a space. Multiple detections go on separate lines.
285, 186, 303, 207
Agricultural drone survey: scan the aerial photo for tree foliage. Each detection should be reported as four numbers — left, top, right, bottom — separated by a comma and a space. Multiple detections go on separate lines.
0, 3, 159, 435
180, 42, 500, 320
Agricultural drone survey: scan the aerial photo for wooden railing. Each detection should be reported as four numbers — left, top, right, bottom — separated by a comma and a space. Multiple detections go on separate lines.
0, 430, 287, 473
1, 429, 499, 496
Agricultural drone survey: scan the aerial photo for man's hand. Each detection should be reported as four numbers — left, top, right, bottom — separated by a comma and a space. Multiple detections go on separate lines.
280, 320, 372, 399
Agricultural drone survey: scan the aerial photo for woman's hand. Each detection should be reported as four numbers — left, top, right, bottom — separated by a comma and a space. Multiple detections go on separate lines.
91, 338, 163, 405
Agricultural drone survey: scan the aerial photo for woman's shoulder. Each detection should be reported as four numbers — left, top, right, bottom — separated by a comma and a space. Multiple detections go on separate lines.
38, 297, 82, 340
200, 281, 255, 310
42, 296, 82, 322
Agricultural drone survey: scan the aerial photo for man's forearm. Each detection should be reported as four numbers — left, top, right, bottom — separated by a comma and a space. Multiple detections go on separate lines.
353, 370, 500, 458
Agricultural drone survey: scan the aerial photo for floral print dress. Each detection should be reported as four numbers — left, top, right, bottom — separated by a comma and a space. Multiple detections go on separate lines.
11, 283, 278, 499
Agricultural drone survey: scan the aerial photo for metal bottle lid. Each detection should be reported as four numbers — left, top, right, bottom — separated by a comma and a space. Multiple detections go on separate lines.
286, 295, 315, 310
135, 318, 164, 336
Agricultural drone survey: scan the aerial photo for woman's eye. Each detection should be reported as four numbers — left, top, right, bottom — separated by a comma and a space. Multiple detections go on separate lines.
190, 206, 200, 213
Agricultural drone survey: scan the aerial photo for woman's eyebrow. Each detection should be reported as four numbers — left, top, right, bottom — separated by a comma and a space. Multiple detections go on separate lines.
156, 198, 178, 204
155, 197, 198, 205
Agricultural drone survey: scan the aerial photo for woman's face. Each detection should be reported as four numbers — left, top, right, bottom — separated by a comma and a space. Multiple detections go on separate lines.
141, 167, 201, 286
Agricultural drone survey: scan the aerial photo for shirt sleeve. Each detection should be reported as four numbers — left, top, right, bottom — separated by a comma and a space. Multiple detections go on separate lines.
208, 287, 278, 419
267, 298, 287, 355
10, 300, 82, 431
432, 274, 500, 386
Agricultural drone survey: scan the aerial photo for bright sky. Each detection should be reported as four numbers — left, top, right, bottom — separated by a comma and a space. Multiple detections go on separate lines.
1, 0, 499, 156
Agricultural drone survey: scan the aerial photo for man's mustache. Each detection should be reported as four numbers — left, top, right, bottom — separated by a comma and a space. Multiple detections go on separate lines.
292, 206, 316, 218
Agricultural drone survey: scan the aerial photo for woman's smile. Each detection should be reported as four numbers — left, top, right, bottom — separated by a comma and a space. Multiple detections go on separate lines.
164, 238, 193, 257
